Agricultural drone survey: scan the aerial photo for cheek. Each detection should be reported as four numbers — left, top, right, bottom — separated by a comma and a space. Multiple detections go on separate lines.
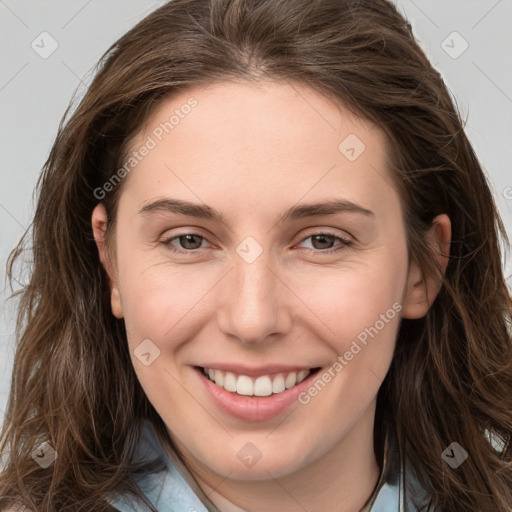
298, 257, 406, 340
293, 262, 405, 434
118, 252, 216, 346
294, 249, 407, 389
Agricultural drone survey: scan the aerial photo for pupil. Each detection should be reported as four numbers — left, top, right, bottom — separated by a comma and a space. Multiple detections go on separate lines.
313, 234, 334, 249
181, 234, 202, 249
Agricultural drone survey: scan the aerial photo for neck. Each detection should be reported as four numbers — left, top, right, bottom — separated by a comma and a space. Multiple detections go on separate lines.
193, 401, 382, 512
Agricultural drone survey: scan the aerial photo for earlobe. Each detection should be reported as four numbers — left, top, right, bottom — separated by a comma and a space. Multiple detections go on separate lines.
91, 203, 124, 319
402, 214, 451, 319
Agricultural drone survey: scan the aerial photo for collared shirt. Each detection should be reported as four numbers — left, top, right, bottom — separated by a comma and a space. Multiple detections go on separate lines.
108, 419, 444, 512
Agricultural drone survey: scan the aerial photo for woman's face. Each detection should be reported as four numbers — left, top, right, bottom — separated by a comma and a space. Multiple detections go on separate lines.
93, 80, 444, 482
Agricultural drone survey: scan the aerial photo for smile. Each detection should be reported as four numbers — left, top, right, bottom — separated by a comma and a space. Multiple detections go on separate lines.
201, 367, 316, 397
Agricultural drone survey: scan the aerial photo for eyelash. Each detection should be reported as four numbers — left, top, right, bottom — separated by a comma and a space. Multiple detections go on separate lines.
160, 230, 352, 255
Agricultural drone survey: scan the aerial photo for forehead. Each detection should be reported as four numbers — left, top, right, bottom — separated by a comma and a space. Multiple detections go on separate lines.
119, 79, 400, 223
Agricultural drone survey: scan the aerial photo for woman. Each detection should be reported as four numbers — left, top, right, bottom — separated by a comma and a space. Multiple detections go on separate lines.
1, 0, 511, 510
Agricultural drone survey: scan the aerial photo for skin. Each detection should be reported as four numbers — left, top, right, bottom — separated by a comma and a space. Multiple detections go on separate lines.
92, 79, 451, 512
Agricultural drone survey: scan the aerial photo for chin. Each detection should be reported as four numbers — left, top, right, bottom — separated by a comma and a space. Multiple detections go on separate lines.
196, 441, 313, 481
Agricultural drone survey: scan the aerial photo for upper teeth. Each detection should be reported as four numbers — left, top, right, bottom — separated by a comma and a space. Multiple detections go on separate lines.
203, 367, 311, 397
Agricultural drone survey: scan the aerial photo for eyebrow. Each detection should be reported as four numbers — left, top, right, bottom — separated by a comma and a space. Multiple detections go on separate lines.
138, 198, 374, 224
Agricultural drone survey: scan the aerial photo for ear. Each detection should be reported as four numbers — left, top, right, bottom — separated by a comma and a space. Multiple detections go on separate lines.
402, 214, 451, 319
91, 203, 124, 319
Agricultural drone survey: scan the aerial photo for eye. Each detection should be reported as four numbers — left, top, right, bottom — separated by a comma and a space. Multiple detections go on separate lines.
160, 230, 352, 256
296, 231, 352, 254
160, 232, 210, 254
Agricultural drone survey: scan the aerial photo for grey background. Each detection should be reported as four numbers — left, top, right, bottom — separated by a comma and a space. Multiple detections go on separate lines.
1, 0, 511, 424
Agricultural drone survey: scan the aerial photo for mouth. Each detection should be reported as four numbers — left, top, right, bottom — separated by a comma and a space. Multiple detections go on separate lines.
197, 366, 322, 397
194, 365, 322, 422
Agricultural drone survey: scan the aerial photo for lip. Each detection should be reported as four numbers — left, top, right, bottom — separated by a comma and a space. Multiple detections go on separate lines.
194, 365, 321, 422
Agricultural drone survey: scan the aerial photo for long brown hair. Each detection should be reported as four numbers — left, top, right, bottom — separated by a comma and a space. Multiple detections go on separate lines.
1, 0, 511, 510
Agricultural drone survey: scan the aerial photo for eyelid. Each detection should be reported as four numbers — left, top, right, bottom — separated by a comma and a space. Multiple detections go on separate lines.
298, 227, 352, 243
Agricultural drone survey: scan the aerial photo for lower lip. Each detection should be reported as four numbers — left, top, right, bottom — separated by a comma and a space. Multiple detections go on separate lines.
195, 367, 320, 422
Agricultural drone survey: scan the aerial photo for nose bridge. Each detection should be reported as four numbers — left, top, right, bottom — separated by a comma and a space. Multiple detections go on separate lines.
217, 238, 290, 344
235, 246, 273, 304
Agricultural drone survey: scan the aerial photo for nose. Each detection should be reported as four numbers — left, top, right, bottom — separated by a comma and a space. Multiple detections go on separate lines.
216, 246, 293, 345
